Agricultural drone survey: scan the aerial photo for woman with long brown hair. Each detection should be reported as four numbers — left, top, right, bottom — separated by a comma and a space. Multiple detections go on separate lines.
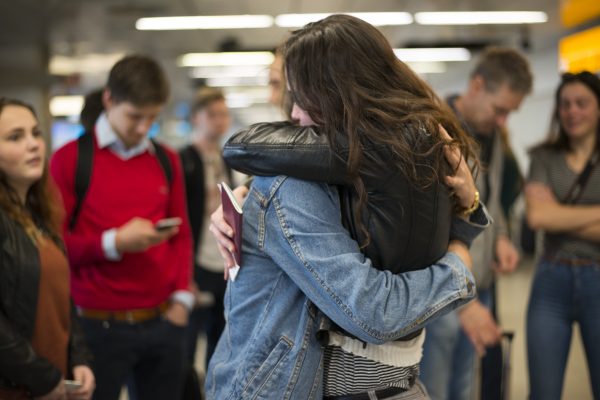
525, 71, 600, 400
0, 98, 94, 399
206, 15, 488, 399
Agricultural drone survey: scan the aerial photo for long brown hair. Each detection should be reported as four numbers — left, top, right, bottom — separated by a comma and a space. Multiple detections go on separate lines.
0, 98, 62, 241
283, 15, 478, 222
536, 71, 600, 153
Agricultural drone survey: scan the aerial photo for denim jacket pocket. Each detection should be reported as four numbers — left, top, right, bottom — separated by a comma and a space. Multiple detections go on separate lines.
241, 336, 294, 399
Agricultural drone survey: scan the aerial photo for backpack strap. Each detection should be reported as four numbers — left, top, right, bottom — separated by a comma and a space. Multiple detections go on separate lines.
69, 135, 173, 231
151, 138, 173, 186
69, 132, 94, 231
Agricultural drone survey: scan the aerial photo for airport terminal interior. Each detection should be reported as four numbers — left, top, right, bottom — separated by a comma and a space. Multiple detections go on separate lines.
1, 0, 599, 399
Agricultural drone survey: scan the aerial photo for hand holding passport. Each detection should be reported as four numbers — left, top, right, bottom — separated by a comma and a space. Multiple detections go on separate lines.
218, 182, 243, 281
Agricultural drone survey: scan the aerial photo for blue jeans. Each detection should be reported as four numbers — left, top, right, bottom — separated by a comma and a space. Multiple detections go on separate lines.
527, 256, 600, 400
421, 289, 493, 400
79, 316, 186, 400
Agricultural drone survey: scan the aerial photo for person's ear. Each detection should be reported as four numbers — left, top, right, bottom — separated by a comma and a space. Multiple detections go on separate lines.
471, 75, 486, 94
102, 89, 113, 110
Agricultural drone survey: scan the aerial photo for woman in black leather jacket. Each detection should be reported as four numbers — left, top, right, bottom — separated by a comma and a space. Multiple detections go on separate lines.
0, 98, 94, 399
210, 15, 488, 399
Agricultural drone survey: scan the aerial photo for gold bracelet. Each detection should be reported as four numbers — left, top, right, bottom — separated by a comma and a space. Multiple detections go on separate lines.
462, 190, 480, 217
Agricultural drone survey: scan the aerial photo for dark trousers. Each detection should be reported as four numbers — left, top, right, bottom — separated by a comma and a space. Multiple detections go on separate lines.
481, 281, 502, 400
185, 266, 227, 369
79, 316, 186, 400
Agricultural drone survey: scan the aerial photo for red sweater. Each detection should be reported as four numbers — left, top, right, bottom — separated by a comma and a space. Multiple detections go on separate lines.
50, 137, 192, 310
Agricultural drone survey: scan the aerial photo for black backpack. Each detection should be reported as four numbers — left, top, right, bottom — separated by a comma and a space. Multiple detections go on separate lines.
68, 132, 173, 231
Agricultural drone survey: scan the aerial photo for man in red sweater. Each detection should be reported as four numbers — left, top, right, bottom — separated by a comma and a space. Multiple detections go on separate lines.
51, 55, 193, 400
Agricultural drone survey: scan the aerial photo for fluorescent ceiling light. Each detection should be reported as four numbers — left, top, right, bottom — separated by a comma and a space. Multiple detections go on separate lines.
136, 15, 273, 30
406, 62, 447, 74
49, 53, 125, 75
178, 52, 275, 67
393, 48, 471, 62
191, 65, 268, 79
415, 11, 548, 25
206, 76, 269, 87
275, 12, 413, 27
50, 95, 84, 117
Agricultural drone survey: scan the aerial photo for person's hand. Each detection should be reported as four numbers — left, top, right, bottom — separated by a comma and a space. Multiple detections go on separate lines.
525, 182, 557, 204
440, 125, 477, 210
208, 185, 249, 279
164, 302, 189, 327
458, 300, 502, 356
67, 366, 95, 400
36, 380, 66, 400
115, 217, 178, 254
493, 235, 520, 273
448, 240, 472, 270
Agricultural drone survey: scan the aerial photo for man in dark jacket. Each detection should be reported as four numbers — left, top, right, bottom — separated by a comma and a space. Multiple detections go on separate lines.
180, 88, 233, 369
420, 47, 532, 400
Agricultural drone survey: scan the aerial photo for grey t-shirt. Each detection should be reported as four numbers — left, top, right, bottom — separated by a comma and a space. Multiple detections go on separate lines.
528, 147, 600, 259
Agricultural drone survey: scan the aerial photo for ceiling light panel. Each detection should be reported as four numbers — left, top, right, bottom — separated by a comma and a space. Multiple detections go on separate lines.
178, 52, 275, 67
275, 12, 413, 27
50, 96, 84, 117
415, 11, 548, 25
136, 15, 274, 30
191, 65, 268, 79
393, 48, 471, 62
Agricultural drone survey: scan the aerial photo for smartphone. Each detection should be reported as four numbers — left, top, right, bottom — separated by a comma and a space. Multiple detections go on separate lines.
155, 217, 182, 231
64, 380, 83, 392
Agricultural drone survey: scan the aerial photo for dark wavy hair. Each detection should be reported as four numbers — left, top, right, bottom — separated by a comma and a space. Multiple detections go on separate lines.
283, 15, 478, 216
107, 55, 169, 106
0, 98, 62, 240
537, 71, 600, 152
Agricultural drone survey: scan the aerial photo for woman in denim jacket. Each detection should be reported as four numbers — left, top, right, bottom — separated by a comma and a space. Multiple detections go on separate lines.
206, 15, 489, 399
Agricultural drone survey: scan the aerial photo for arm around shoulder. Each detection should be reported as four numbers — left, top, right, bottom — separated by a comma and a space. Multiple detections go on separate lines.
223, 122, 350, 184
264, 178, 476, 344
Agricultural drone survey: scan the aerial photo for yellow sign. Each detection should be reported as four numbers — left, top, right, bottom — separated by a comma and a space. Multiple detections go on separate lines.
561, 0, 600, 28
559, 25, 600, 73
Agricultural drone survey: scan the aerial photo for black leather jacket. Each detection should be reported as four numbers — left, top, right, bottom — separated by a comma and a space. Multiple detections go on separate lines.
223, 122, 483, 274
0, 209, 92, 396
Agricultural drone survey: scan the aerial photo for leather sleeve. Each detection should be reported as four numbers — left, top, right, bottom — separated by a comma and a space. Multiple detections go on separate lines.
449, 203, 493, 248
67, 300, 93, 373
223, 121, 351, 185
0, 309, 62, 396
0, 217, 62, 396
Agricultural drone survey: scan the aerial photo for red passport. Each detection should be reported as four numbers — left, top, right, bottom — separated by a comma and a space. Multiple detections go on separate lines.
219, 182, 243, 275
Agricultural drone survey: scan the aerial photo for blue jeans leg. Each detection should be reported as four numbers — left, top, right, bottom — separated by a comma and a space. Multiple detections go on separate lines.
421, 309, 475, 400
421, 290, 491, 400
527, 260, 574, 400
574, 262, 600, 399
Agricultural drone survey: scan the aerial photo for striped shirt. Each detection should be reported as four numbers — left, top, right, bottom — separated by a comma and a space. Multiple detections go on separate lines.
528, 147, 600, 259
323, 331, 424, 396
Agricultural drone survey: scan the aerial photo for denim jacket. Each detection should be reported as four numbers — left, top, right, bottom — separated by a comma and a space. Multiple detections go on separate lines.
206, 176, 484, 399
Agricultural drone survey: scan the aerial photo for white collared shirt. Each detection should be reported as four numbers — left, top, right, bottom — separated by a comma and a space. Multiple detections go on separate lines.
95, 112, 154, 160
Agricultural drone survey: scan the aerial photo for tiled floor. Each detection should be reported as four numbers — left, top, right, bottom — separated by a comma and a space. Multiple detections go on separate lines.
497, 256, 593, 400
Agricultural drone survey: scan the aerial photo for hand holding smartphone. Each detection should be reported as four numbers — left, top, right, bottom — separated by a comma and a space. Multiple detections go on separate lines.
64, 379, 83, 392
154, 217, 182, 231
